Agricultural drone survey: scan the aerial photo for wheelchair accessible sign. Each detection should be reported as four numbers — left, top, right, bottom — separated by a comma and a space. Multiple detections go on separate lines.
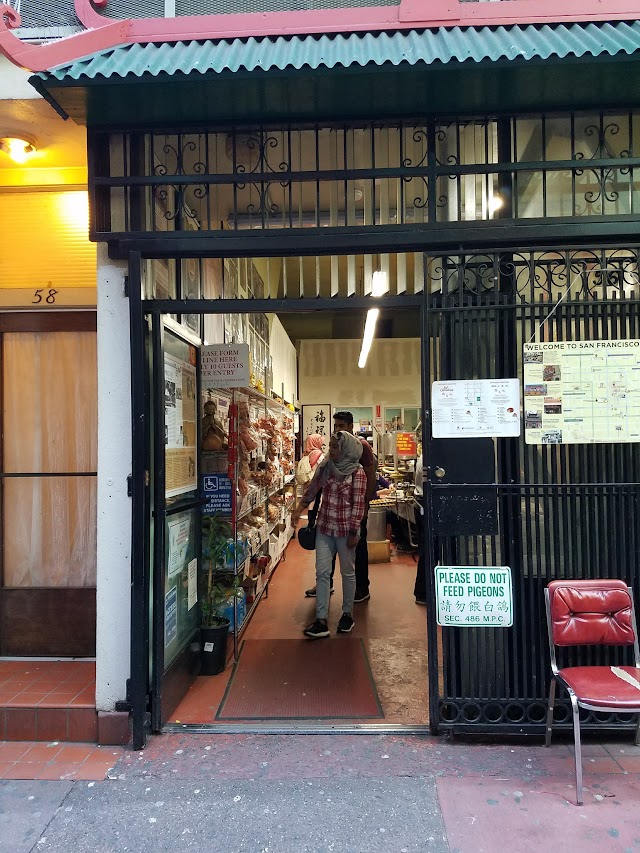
435, 566, 513, 627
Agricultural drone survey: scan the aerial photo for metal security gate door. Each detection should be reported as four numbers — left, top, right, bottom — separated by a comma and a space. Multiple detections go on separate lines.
424, 247, 640, 734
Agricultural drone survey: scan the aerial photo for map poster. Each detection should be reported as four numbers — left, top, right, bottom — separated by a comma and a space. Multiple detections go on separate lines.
431, 379, 521, 438
523, 339, 640, 445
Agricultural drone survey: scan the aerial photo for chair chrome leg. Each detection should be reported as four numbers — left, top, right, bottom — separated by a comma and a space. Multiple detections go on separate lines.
545, 679, 556, 747
570, 693, 583, 806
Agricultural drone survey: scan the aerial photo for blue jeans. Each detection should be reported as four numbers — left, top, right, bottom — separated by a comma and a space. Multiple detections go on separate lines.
315, 530, 357, 621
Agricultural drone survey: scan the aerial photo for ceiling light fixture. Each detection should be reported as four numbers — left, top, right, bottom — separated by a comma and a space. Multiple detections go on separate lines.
358, 308, 379, 369
358, 270, 388, 369
0, 136, 37, 165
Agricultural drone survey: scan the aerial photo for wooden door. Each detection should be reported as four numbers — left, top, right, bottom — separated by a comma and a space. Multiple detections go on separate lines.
0, 313, 97, 656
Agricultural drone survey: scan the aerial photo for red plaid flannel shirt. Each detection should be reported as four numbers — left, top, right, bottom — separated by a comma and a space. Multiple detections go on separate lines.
302, 466, 367, 539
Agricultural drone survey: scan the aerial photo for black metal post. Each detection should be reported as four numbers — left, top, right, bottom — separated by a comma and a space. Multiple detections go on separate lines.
421, 268, 440, 735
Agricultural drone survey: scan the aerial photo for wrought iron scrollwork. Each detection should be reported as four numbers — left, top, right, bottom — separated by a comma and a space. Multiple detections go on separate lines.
401, 127, 430, 211
232, 131, 290, 219
153, 136, 207, 226
573, 121, 632, 214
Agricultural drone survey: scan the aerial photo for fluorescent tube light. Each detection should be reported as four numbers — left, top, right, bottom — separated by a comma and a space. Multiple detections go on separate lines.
371, 270, 388, 297
358, 308, 379, 369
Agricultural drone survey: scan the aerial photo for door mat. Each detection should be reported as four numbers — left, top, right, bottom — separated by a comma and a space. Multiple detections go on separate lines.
216, 638, 384, 720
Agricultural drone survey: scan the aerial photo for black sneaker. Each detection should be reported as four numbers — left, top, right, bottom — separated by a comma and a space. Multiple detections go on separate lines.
303, 619, 330, 639
304, 586, 334, 598
337, 613, 354, 633
353, 589, 370, 603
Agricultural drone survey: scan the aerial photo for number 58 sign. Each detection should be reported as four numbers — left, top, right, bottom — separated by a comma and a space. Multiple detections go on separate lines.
0, 288, 96, 309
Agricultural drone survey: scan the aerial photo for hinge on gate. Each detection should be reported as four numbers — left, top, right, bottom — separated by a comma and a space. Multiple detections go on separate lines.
127, 474, 132, 497
123, 275, 129, 297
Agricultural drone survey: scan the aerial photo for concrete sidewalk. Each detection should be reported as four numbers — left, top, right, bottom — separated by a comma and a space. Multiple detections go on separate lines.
1, 733, 639, 852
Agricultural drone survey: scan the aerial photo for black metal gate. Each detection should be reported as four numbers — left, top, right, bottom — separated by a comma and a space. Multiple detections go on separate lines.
423, 246, 640, 733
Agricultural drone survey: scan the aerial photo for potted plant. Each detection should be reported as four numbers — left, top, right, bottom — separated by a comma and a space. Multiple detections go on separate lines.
200, 514, 234, 675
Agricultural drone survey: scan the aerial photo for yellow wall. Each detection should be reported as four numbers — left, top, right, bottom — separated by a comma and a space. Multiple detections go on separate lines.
0, 191, 96, 303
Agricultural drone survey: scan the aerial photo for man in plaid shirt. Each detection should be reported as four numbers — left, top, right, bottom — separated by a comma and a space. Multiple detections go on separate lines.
293, 431, 367, 638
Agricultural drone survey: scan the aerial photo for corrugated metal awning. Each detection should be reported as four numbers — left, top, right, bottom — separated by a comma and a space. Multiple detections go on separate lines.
31, 20, 640, 126
38, 20, 640, 79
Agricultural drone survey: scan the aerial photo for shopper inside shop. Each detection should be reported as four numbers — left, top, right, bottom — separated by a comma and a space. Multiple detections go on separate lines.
332, 411, 377, 601
375, 457, 417, 553
303, 411, 377, 601
295, 433, 325, 486
292, 431, 367, 638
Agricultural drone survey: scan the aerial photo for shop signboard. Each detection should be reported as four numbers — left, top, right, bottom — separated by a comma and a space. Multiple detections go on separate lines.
201, 343, 250, 388
435, 566, 513, 627
432, 379, 521, 438
396, 431, 417, 458
202, 474, 233, 515
302, 404, 331, 448
523, 339, 640, 444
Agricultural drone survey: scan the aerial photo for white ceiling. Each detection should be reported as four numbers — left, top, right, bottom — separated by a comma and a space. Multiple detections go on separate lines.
0, 58, 87, 184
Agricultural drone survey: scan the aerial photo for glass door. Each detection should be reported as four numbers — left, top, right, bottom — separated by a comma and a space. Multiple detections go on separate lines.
150, 321, 202, 729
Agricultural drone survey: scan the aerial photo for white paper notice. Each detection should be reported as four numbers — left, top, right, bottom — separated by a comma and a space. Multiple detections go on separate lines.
432, 379, 521, 438
187, 558, 198, 610
167, 516, 191, 579
523, 339, 640, 444
201, 343, 250, 388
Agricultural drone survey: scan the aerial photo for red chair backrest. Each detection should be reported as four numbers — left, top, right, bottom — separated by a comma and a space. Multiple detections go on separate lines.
548, 579, 636, 647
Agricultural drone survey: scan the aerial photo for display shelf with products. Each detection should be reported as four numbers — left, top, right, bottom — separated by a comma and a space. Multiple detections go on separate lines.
200, 383, 297, 660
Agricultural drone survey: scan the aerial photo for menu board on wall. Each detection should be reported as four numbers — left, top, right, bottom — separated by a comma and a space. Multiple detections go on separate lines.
523, 340, 640, 444
432, 379, 521, 438
165, 352, 197, 497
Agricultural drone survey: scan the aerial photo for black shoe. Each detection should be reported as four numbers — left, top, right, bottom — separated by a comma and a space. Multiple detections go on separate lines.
396, 543, 417, 553
337, 613, 354, 633
303, 619, 330, 639
415, 598, 427, 606
304, 586, 334, 598
353, 589, 370, 603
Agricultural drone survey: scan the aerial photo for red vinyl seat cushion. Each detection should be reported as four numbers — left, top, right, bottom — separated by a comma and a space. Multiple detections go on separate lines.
558, 665, 640, 709
548, 580, 635, 646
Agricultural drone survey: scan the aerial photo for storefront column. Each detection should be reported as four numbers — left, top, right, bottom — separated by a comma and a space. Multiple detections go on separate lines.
95, 243, 131, 711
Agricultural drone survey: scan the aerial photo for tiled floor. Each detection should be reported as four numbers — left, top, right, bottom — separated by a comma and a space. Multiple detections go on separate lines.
0, 741, 123, 780
171, 533, 429, 726
0, 661, 97, 742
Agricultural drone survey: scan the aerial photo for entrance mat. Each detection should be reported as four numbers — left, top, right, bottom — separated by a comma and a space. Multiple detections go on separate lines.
216, 638, 384, 720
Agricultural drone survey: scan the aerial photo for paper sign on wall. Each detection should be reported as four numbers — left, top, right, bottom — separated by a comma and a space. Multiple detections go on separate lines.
167, 516, 191, 579
435, 566, 513, 627
302, 404, 331, 449
187, 559, 198, 611
201, 343, 250, 388
432, 379, 521, 438
523, 339, 640, 444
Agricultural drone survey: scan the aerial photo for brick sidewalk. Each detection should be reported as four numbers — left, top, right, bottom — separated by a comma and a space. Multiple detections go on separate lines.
1, 733, 639, 851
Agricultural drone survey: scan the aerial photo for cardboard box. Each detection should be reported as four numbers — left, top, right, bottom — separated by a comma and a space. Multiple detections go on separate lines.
368, 539, 391, 563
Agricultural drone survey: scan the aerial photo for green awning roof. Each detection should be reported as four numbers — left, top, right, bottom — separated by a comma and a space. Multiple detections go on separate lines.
38, 20, 640, 79
31, 20, 640, 126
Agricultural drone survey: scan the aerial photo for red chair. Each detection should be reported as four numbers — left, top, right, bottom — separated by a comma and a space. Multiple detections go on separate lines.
545, 579, 640, 805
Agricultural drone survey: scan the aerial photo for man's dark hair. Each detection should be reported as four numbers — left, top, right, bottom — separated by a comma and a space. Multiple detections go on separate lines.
333, 411, 354, 426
